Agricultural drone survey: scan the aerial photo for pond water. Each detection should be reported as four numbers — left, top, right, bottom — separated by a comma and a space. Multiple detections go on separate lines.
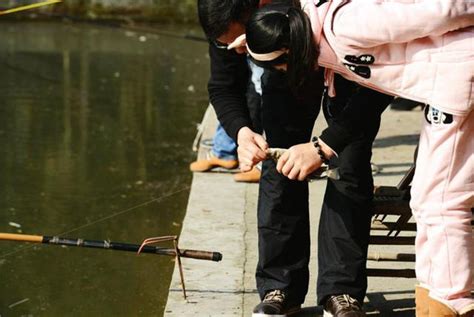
0, 21, 209, 316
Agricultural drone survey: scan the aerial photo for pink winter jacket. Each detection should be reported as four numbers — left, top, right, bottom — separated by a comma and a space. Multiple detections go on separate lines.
302, 0, 474, 116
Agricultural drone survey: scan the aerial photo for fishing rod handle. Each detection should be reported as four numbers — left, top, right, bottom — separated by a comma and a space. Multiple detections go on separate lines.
178, 249, 223, 262
100, 242, 222, 262
41, 237, 223, 262
0, 233, 43, 242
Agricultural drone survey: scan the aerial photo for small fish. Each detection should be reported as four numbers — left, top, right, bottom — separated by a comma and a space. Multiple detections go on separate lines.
265, 148, 287, 161
265, 148, 340, 181
8, 222, 21, 228
307, 166, 340, 181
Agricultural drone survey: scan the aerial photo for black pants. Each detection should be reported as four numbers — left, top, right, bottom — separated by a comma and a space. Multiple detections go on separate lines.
256, 72, 392, 306
317, 78, 392, 304
256, 69, 322, 304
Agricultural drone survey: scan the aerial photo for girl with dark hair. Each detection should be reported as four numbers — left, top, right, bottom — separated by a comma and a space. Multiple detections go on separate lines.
228, 1, 474, 316
244, 3, 318, 90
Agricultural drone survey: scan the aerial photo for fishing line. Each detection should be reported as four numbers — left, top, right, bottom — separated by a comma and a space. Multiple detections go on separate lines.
0, 185, 191, 259
38, 13, 208, 43
0, 0, 206, 42
0, 0, 62, 16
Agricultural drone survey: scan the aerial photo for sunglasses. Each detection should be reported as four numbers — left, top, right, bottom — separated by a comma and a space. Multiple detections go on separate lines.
211, 39, 229, 50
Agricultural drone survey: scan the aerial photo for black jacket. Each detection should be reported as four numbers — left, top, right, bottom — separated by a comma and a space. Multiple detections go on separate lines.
208, 44, 252, 141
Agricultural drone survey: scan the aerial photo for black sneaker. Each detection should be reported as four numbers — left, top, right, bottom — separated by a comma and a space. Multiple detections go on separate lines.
323, 295, 366, 317
252, 290, 301, 317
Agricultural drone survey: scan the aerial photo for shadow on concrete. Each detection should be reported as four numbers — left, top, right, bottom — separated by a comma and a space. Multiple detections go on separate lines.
373, 162, 414, 177
375, 171, 413, 177
373, 134, 419, 149
298, 305, 324, 316
375, 163, 413, 169
365, 290, 415, 317
296, 290, 415, 317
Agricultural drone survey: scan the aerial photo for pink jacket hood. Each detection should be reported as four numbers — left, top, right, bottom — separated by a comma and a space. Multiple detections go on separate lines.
302, 0, 474, 116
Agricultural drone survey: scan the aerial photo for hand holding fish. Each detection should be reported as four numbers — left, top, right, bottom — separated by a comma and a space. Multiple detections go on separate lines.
268, 143, 339, 181
275, 142, 323, 181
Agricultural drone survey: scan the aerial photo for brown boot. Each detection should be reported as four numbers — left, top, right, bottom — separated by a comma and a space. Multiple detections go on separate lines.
233, 166, 261, 183
416, 286, 430, 317
428, 297, 458, 317
189, 153, 238, 172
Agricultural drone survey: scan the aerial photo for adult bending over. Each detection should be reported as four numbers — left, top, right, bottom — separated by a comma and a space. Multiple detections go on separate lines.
240, 1, 473, 316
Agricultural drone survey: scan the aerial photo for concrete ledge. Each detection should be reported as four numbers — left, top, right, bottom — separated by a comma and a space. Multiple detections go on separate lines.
164, 173, 250, 316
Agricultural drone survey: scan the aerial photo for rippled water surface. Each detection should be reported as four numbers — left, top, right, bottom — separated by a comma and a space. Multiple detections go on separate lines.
0, 22, 209, 316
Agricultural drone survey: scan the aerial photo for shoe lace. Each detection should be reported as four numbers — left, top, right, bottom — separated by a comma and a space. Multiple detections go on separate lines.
333, 294, 359, 309
263, 290, 286, 303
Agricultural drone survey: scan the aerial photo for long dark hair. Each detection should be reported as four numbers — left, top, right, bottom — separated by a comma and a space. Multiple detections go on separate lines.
198, 0, 260, 40
246, 3, 318, 90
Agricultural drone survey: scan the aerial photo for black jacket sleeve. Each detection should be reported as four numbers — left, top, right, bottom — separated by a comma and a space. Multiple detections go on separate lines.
319, 124, 353, 155
208, 44, 252, 141
319, 93, 359, 153
319, 75, 392, 153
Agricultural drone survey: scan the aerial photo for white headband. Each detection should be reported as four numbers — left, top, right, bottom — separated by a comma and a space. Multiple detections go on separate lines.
227, 34, 288, 62
246, 44, 288, 61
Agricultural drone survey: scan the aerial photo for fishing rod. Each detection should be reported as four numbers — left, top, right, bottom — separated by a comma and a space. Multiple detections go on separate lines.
0, 0, 62, 16
46, 13, 208, 43
1, 233, 222, 299
0, 1, 207, 43
27, 7, 208, 43
0, 233, 222, 262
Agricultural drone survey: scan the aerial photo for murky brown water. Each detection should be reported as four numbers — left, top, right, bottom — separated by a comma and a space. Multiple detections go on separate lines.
0, 21, 209, 316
